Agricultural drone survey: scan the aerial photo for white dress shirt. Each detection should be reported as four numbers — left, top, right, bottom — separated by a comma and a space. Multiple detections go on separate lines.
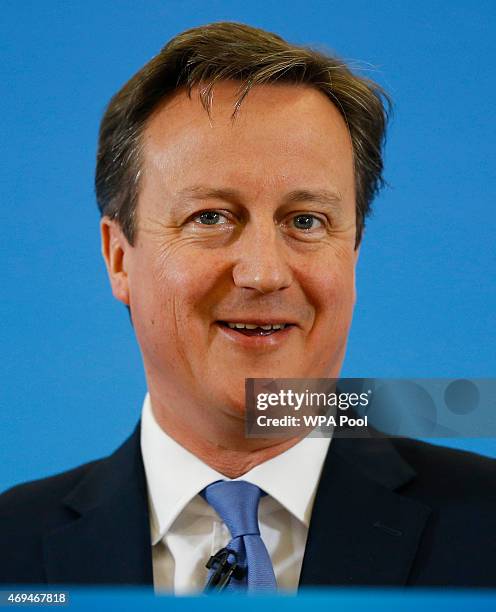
140, 393, 331, 594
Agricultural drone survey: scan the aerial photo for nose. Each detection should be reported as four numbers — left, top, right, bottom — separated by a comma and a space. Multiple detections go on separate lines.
232, 220, 293, 294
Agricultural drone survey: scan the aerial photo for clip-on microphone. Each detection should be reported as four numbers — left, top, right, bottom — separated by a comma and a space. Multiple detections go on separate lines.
204, 547, 246, 591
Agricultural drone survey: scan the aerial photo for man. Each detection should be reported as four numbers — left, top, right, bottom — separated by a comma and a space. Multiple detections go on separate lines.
1, 22, 495, 591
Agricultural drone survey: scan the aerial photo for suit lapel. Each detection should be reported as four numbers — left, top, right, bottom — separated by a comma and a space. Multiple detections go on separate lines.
42, 420, 431, 587
43, 424, 153, 585
299, 432, 431, 587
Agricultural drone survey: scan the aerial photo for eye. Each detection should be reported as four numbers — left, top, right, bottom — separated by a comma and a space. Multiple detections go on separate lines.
194, 211, 229, 225
292, 214, 324, 230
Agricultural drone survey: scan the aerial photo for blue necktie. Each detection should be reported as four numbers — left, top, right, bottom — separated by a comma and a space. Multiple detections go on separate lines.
201, 480, 277, 592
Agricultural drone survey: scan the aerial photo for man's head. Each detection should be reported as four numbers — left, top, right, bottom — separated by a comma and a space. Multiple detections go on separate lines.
96, 22, 389, 250
97, 23, 389, 442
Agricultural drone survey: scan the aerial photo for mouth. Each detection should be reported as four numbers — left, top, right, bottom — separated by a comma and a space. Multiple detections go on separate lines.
217, 321, 295, 337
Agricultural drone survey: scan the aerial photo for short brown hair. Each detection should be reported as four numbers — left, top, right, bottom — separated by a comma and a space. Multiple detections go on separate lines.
95, 22, 390, 248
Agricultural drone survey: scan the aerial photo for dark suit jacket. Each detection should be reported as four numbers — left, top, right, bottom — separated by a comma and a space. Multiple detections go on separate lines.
1, 423, 495, 588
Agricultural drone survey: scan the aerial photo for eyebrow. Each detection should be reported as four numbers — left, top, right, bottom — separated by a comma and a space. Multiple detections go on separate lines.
178, 186, 242, 204
177, 186, 344, 216
284, 188, 344, 217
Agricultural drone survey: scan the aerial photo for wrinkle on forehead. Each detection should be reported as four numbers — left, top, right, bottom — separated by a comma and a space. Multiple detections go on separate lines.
139, 81, 356, 221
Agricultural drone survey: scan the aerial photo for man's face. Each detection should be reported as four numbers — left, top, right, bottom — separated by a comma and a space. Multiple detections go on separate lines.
103, 82, 359, 417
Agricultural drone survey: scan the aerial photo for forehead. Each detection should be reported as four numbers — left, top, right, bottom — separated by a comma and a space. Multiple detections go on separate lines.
140, 81, 354, 198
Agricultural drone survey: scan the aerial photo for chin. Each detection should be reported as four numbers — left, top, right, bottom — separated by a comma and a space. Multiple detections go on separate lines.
212, 383, 249, 419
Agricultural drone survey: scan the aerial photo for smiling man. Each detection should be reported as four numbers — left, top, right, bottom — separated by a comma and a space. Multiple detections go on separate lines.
1, 22, 495, 592
103, 79, 358, 478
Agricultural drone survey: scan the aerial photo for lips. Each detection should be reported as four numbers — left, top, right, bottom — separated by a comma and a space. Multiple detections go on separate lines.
217, 321, 294, 336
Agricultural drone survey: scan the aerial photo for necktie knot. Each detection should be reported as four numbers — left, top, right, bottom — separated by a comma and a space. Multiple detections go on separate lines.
201, 480, 262, 539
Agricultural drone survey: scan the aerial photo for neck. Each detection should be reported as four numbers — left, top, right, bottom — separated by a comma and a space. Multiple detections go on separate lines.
148, 390, 304, 478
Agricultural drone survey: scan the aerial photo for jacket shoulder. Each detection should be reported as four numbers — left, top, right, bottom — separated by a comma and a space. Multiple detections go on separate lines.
390, 437, 496, 500
0, 459, 101, 518
0, 459, 104, 584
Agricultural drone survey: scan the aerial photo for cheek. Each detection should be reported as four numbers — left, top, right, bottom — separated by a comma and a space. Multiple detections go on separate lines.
139, 245, 224, 328
128, 246, 221, 371
301, 248, 356, 315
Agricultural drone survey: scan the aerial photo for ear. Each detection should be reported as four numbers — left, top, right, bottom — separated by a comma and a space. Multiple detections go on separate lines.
100, 216, 131, 305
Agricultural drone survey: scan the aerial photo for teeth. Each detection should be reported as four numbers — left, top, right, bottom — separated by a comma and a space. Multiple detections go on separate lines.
226, 322, 287, 330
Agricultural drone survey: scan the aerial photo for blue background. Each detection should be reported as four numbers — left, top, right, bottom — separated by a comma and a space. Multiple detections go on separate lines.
3, 588, 496, 611
1, 0, 495, 493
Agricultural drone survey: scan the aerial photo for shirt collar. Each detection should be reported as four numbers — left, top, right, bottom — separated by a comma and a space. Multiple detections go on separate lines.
140, 393, 331, 545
